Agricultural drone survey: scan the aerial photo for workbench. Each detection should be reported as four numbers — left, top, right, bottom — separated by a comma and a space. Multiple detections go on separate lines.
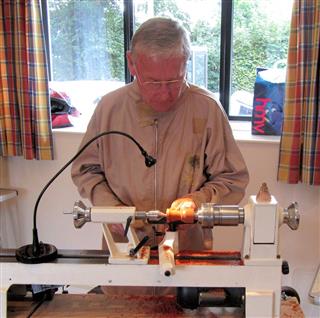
7, 293, 304, 317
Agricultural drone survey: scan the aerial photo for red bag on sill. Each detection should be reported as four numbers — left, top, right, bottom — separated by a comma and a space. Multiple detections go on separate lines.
50, 88, 81, 129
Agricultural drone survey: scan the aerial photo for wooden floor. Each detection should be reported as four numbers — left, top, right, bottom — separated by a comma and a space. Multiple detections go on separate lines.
7, 294, 304, 318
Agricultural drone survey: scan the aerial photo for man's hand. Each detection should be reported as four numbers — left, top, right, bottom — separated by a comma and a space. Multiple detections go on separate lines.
170, 197, 196, 210
167, 197, 196, 224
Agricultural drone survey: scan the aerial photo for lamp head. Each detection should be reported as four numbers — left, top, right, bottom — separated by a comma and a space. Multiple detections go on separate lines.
144, 154, 157, 167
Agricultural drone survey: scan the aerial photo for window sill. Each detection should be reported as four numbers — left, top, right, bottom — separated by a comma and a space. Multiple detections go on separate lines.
230, 121, 280, 144
53, 120, 281, 144
53, 124, 87, 134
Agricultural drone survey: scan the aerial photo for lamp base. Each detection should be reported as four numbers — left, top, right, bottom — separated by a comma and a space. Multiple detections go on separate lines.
16, 243, 58, 264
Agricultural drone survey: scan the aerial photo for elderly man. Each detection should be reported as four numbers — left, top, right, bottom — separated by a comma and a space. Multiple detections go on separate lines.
71, 17, 249, 251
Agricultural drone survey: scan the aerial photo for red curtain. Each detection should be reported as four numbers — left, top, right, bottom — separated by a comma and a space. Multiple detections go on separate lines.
0, 0, 53, 160
278, 0, 320, 185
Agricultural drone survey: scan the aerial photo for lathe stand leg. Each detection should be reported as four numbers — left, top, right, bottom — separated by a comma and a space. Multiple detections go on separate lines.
246, 290, 275, 318
0, 284, 9, 318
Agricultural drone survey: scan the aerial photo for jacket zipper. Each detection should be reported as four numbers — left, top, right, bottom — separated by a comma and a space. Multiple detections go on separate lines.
152, 119, 159, 267
153, 119, 158, 210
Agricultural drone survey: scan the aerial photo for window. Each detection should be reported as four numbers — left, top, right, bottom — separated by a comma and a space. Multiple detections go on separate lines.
187, 47, 208, 89
47, 0, 125, 120
230, 0, 293, 118
44, 0, 293, 124
132, 0, 221, 99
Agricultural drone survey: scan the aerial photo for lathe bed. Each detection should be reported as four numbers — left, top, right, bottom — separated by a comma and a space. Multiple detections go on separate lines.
2, 249, 303, 318
1, 248, 281, 317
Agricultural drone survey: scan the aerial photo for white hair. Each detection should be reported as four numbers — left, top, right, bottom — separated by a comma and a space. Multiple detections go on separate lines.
130, 17, 191, 61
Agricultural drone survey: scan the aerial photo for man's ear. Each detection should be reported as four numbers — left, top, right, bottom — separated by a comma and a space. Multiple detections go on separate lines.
126, 51, 136, 76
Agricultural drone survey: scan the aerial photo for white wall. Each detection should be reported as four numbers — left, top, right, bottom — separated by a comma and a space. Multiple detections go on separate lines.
1, 131, 319, 316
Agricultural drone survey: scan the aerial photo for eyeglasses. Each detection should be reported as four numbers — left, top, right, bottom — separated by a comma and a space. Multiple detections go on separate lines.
134, 65, 185, 90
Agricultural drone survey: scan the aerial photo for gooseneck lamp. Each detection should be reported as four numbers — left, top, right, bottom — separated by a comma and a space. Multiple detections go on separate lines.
15, 131, 156, 264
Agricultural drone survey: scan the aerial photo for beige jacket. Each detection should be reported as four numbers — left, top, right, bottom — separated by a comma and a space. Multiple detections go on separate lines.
71, 81, 249, 250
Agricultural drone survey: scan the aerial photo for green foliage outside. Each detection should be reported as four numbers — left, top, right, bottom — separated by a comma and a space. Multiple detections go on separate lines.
49, 0, 290, 94
49, 0, 124, 81
232, 0, 290, 93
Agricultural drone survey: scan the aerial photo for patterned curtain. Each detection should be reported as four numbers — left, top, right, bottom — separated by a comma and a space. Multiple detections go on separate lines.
0, 0, 53, 160
278, 0, 320, 185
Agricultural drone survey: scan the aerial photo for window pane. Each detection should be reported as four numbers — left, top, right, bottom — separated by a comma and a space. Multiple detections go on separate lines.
48, 0, 125, 122
230, 0, 293, 117
133, 0, 221, 94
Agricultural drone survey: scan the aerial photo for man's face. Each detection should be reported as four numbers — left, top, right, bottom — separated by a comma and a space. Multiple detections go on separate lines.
127, 51, 186, 112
